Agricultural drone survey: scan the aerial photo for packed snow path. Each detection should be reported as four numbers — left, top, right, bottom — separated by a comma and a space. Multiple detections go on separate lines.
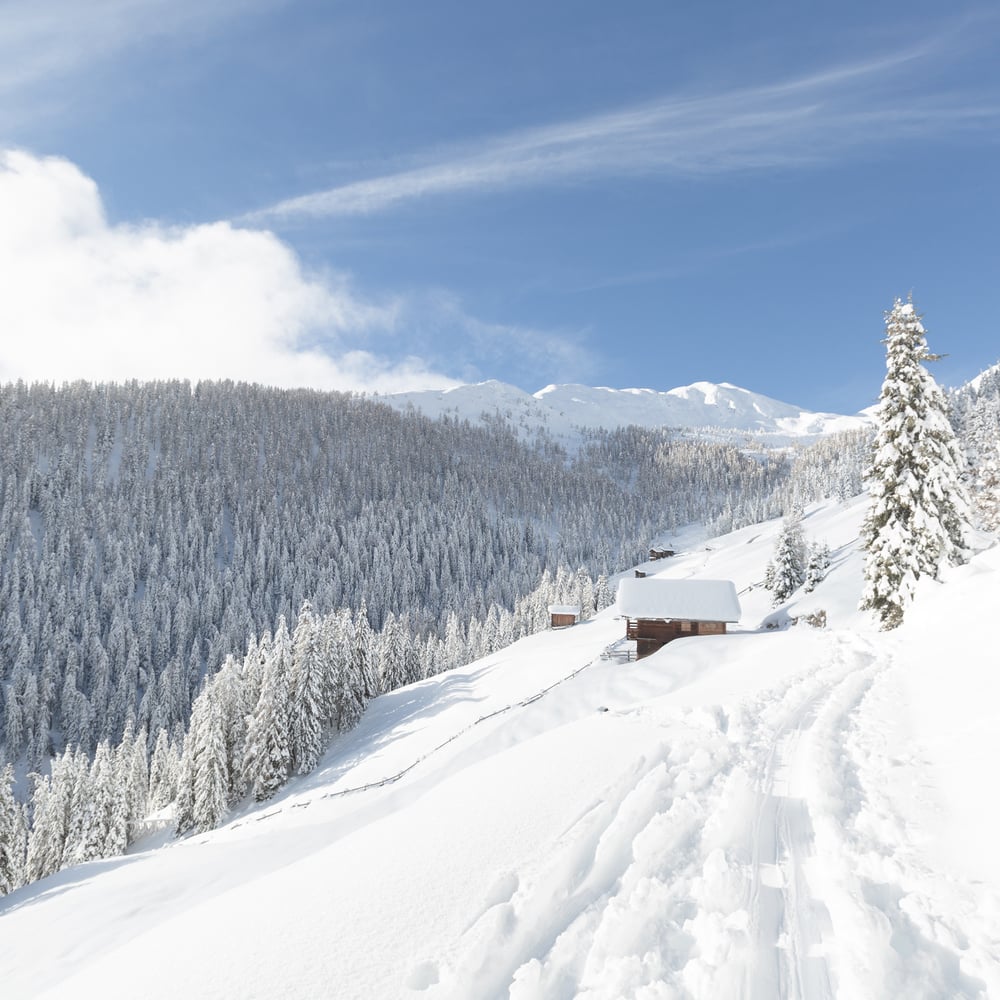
417, 631, 995, 1000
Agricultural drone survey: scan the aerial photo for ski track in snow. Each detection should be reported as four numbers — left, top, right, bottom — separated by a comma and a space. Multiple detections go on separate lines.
406, 632, 993, 999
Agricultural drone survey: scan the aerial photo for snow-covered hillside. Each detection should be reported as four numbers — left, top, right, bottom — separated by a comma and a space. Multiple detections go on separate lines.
2, 497, 998, 999
385, 379, 870, 443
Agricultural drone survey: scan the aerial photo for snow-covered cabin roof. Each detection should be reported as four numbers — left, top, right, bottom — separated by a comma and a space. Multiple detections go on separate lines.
547, 604, 581, 616
616, 578, 741, 623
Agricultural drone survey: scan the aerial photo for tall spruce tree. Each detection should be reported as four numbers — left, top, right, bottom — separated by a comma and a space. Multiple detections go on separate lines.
766, 512, 806, 606
0, 764, 24, 895
289, 602, 326, 775
243, 617, 292, 801
192, 698, 230, 833
859, 296, 970, 629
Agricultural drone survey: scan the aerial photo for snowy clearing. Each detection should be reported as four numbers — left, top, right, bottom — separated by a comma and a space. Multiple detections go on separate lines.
1, 497, 998, 999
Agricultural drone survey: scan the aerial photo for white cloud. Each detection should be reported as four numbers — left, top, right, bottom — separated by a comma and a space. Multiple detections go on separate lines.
246, 39, 1000, 222
0, 149, 460, 393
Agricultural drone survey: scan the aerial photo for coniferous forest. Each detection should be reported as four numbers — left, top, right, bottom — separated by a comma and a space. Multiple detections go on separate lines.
0, 374, 953, 892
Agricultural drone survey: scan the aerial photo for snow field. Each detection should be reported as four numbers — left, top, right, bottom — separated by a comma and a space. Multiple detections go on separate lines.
2, 497, 998, 999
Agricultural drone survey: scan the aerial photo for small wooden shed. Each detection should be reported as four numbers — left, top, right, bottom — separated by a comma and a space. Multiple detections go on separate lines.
616, 578, 741, 660
648, 548, 675, 560
548, 604, 581, 628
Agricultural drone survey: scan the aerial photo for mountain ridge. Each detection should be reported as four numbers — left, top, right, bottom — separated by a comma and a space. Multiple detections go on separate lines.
384, 378, 871, 442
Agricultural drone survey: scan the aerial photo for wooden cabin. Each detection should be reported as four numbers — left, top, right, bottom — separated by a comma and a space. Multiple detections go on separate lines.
548, 604, 581, 628
616, 578, 741, 660
648, 548, 675, 560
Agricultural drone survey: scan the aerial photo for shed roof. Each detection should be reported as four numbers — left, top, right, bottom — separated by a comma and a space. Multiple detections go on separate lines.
616, 578, 741, 623
547, 604, 581, 616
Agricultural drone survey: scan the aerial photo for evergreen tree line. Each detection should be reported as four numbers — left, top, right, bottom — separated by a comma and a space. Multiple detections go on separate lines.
768, 429, 872, 516
1, 564, 614, 891
0, 380, 797, 768
948, 363, 1000, 531
0, 723, 149, 893
174, 564, 614, 834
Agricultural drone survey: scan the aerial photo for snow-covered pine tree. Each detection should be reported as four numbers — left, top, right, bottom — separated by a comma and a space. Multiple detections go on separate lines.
378, 612, 409, 692
353, 605, 380, 700
148, 727, 179, 809
575, 567, 595, 621
92, 740, 128, 858
116, 721, 149, 847
289, 602, 326, 775
496, 608, 516, 650
242, 617, 292, 802
326, 610, 365, 733
173, 704, 202, 835
441, 612, 465, 673
400, 614, 423, 685
63, 749, 96, 865
192, 698, 229, 833
766, 512, 806, 606
594, 574, 613, 612
803, 541, 831, 593
26, 749, 89, 878
0, 763, 24, 895
859, 296, 970, 629
211, 656, 249, 802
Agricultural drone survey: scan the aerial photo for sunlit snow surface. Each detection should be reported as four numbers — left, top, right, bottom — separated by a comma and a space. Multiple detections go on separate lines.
2, 496, 998, 999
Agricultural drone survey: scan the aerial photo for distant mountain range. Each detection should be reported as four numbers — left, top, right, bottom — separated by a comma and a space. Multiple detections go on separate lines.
385, 379, 871, 443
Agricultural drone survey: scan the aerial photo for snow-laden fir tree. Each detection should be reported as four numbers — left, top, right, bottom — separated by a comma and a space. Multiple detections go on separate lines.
148, 728, 180, 809
765, 512, 806, 606
0, 763, 25, 895
25, 750, 89, 880
803, 540, 831, 593
91, 740, 128, 858
859, 296, 970, 629
289, 602, 326, 775
594, 574, 614, 612
353, 605, 380, 701
192, 698, 230, 833
242, 617, 292, 802
326, 611, 365, 733
378, 612, 409, 693
212, 657, 249, 801
118, 722, 149, 844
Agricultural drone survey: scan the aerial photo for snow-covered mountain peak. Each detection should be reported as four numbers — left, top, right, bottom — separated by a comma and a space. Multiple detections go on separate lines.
386, 378, 870, 444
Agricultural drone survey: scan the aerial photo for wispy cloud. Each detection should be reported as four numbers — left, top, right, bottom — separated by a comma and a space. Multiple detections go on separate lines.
571, 220, 863, 293
0, 0, 282, 131
245, 37, 1000, 223
401, 291, 597, 387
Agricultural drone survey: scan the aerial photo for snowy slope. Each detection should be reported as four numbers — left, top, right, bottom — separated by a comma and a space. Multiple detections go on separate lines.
384, 379, 869, 443
2, 498, 998, 999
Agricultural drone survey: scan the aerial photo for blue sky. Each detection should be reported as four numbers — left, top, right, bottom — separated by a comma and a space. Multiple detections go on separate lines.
1, 1, 998, 412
